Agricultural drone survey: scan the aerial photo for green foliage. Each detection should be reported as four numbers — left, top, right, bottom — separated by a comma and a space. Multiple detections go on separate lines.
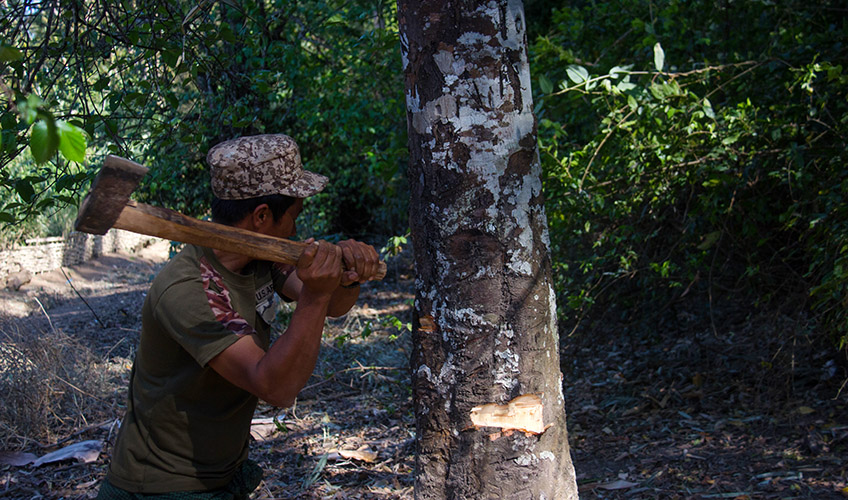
381, 232, 409, 258
0, 85, 90, 234
531, 0, 848, 345
335, 313, 411, 348
0, 0, 407, 238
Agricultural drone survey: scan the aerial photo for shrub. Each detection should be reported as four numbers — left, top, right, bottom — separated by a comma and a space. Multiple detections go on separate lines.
530, 0, 848, 345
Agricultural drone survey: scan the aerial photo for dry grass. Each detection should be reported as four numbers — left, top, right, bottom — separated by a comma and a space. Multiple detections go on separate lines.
0, 264, 417, 498
0, 317, 123, 449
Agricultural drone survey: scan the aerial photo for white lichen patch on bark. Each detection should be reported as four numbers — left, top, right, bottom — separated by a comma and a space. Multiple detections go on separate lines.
442, 307, 497, 328
495, 323, 516, 343
398, 28, 409, 71
417, 364, 433, 382
493, 347, 520, 390
547, 282, 565, 407
514, 449, 556, 468
505, 173, 544, 276
416, 353, 458, 415
492, 316, 521, 388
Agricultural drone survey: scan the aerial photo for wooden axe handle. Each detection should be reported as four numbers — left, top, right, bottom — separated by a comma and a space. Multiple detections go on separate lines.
115, 201, 387, 280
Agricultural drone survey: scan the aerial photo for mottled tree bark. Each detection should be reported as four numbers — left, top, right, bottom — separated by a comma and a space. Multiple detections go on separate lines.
397, 1, 578, 499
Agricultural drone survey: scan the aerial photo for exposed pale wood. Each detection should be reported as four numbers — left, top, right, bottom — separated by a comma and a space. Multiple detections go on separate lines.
469, 394, 547, 435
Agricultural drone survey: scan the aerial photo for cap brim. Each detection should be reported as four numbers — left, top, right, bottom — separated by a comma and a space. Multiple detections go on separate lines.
278, 170, 329, 198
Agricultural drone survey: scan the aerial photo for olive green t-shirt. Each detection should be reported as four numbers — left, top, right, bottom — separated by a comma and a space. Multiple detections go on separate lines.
107, 245, 293, 493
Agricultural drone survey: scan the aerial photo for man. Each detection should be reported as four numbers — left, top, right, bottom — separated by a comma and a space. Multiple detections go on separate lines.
98, 134, 380, 498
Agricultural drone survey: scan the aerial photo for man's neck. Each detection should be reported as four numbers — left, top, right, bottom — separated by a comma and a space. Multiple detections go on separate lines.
212, 217, 258, 274
212, 249, 254, 275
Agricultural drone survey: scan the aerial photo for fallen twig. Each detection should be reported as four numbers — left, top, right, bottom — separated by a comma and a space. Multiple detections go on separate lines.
32, 296, 56, 334
60, 267, 106, 329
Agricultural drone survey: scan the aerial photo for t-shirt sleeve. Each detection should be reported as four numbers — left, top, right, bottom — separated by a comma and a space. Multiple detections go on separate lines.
152, 279, 254, 368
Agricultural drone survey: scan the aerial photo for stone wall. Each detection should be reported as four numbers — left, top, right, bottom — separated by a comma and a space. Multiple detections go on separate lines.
0, 230, 159, 278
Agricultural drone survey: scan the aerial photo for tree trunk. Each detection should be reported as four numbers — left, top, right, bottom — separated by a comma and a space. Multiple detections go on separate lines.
397, 1, 578, 499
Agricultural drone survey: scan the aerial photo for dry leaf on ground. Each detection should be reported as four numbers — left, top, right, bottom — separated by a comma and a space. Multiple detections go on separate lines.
0, 450, 38, 466
596, 479, 639, 490
32, 440, 102, 467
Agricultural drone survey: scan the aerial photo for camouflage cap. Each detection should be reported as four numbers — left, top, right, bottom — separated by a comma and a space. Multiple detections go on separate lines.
207, 134, 329, 200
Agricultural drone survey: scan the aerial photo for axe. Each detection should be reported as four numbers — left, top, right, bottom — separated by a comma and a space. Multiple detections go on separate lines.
74, 155, 386, 280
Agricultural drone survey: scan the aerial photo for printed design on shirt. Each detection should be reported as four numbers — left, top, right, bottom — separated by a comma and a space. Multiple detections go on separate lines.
255, 281, 277, 324
199, 256, 255, 337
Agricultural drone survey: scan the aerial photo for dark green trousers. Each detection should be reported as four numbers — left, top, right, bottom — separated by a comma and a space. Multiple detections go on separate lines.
96, 460, 263, 500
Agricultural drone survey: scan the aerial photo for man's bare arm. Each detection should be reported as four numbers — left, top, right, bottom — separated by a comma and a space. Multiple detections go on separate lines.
208, 240, 341, 407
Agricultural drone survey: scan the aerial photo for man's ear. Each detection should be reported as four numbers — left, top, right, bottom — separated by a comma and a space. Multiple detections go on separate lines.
252, 204, 273, 228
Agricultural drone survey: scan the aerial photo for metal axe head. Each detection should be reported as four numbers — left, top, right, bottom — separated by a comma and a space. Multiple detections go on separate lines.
74, 155, 149, 235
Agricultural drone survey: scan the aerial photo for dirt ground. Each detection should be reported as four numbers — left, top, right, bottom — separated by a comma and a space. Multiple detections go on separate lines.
0, 240, 416, 499
1, 241, 847, 499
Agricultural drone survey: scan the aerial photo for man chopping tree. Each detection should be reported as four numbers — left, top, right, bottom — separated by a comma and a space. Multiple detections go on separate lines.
97, 134, 380, 498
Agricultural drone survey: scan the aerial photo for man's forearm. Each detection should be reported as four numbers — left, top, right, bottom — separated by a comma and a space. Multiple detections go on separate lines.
255, 289, 332, 406
327, 283, 360, 317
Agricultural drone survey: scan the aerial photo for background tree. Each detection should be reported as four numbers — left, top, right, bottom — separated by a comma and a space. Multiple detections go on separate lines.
398, 1, 578, 498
